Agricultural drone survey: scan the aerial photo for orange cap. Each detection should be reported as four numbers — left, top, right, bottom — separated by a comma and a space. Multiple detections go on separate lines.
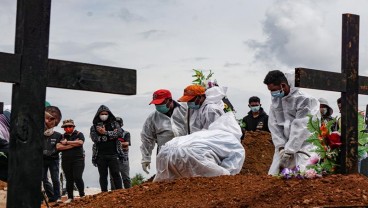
178, 85, 205, 102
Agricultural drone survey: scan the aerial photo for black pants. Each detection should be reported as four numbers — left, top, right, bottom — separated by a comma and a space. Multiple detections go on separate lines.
62, 157, 85, 199
97, 154, 122, 191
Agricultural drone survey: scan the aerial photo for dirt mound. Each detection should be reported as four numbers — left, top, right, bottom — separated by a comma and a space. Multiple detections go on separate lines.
58, 174, 368, 208
240, 131, 274, 175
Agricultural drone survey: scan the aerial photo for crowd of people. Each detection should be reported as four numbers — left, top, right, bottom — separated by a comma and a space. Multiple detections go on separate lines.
0, 69, 358, 203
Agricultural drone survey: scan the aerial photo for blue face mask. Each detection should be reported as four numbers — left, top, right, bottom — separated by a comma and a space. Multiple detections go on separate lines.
188, 102, 200, 110
271, 89, 284, 98
250, 106, 260, 112
155, 103, 170, 114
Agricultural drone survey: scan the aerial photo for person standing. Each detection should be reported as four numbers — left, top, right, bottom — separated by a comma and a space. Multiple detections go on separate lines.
241, 96, 270, 132
263, 70, 319, 175
110, 117, 131, 189
90, 105, 123, 192
42, 106, 63, 203
178, 85, 225, 133
57, 119, 85, 203
140, 89, 187, 174
0, 108, 10, 181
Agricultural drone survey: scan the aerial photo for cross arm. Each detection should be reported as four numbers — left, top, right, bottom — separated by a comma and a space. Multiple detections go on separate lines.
0, 52, 136, 95
295, 68, 368, 95
48, 59, 136, 95
0, 52, 21, 83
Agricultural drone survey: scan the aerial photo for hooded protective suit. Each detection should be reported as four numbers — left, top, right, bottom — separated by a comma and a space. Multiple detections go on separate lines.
268, 71, 319, 175
189, 86, 226, 133
140, 101, 188, 164
153, 112, 245, 182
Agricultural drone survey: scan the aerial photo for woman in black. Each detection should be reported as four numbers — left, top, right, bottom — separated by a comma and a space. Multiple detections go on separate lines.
56, 119, 85, 203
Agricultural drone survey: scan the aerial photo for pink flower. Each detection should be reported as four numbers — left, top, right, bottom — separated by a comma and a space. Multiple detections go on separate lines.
326, 131, 342, 149
307, 154, 320, 165
304, 169, 320, 179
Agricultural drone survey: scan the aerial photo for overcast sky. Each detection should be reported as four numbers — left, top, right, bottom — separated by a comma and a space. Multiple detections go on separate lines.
1, 0, 368, 188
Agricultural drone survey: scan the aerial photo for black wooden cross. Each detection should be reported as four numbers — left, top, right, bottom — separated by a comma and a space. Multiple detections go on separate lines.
295, 13, 365, 174
0, 1, 136, 207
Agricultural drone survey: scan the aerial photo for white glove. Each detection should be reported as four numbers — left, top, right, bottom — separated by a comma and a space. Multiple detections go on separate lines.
142, 162, 150, 174
279, 149, 285, 158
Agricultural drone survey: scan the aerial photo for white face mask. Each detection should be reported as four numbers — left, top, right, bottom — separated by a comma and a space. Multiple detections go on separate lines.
99, 114, 109, 121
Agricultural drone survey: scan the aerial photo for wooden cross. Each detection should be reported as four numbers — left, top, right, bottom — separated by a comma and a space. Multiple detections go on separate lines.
0, 1, 136, 207
295, 13, 365, 174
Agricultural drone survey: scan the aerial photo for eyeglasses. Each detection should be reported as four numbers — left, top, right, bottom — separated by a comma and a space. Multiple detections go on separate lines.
63, 126, 74, 128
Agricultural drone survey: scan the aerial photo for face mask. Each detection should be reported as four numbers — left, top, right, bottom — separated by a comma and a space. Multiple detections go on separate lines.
155, 103, 170, 114
321, 108, 328, 115
64, 127, 74, 134
250, 106, 260, 112
99, 115, 109, 121
188, 102, 200, 110
271, 89, 284, 98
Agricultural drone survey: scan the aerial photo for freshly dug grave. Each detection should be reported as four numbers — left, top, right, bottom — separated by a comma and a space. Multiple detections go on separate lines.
59, 174, 368, 208
57, 131, 368, 207
240, 131, 274, 175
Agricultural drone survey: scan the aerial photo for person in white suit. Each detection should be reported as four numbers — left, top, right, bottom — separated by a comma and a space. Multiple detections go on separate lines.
263, 70, 319, 175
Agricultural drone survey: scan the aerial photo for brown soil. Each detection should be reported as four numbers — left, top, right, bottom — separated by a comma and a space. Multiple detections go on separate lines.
58, 174, 368, 208
0, 180, 6, 190
240, 131, 274, 175
9, 131, 368, 207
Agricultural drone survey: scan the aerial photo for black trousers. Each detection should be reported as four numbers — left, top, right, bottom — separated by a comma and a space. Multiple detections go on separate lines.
96, 154, 122, 191
62, 157, 85, 199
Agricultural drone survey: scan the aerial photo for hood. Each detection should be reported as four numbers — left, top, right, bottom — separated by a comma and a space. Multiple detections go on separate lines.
92, 105, 116, 124
203, 86, 226, 108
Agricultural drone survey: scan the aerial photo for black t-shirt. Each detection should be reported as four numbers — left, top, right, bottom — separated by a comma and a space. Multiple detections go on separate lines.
60, 130, 85, 159
43, 132, 62, 160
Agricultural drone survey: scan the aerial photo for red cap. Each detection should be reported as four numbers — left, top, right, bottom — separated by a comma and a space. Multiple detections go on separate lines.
149, 89, 172, 105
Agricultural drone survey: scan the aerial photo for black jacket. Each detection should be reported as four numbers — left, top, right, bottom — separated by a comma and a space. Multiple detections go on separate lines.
90, 105, 123, 156
242, 107, 270, 132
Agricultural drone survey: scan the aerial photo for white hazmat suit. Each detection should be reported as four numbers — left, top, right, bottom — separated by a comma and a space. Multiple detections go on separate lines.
189, 86, 226, 133
268, 72, 319, 175
140, 102, 188, 164
154, 112, 245, 182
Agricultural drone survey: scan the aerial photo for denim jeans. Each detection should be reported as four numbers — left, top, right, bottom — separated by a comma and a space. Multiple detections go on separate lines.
42, 159, 60, 201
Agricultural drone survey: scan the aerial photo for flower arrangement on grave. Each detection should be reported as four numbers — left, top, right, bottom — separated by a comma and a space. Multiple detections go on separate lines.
304, 115, 341, 174
279, 112, 368, 179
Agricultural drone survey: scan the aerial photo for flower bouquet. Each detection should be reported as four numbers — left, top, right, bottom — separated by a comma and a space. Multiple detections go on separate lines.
305, 115, 341, 174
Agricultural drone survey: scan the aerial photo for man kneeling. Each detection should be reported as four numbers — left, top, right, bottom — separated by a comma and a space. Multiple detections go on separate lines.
154, 112, 245, 182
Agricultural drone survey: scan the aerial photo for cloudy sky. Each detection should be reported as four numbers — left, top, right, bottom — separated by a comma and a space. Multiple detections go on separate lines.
1, 0, 368, 188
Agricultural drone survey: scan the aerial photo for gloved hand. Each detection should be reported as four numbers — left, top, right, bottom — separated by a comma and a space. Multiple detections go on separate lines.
142, 162, 150, 174
279, 153, 293, 170
279, 148, 285, 158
